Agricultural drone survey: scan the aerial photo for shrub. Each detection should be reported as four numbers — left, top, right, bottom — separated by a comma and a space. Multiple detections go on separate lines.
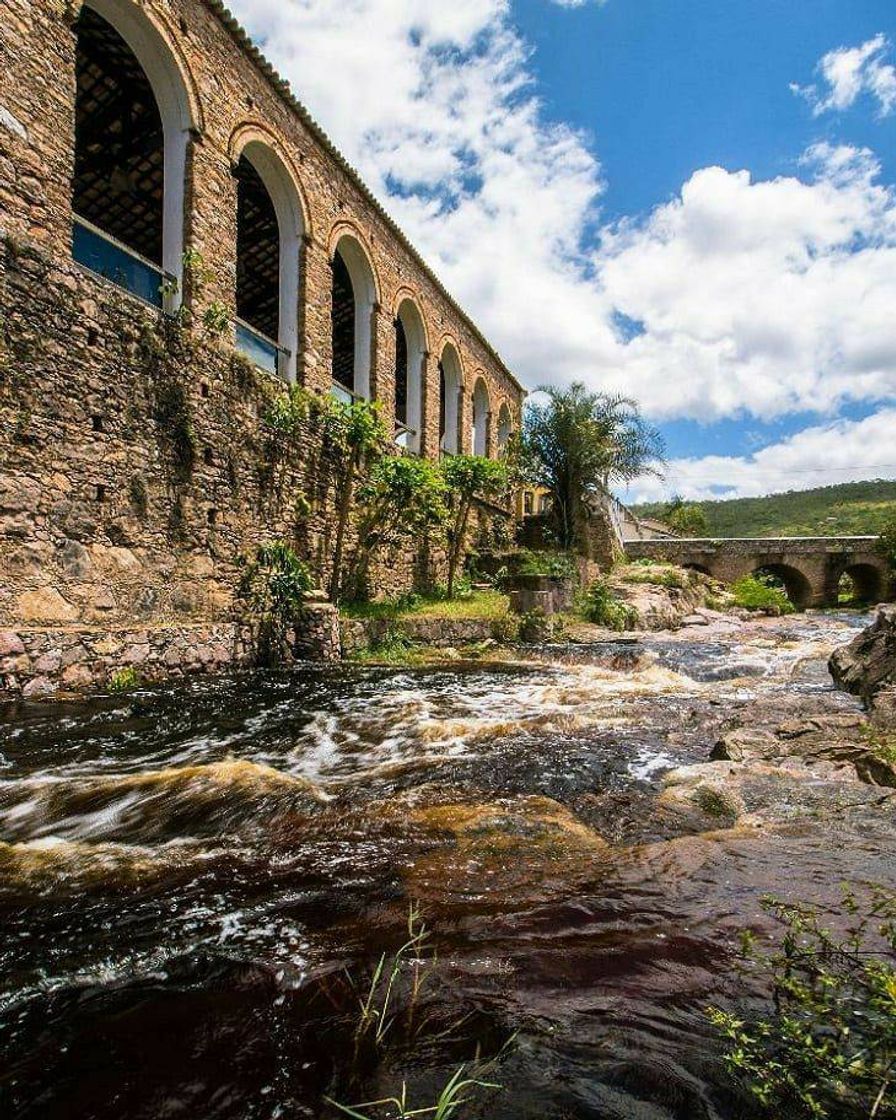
241, 541, 314, 624
109, 667, 141, 693
513, 549, 578, 580
709, 889, 896, 1119
580, 579, 638, 631
731, 575, 794, 614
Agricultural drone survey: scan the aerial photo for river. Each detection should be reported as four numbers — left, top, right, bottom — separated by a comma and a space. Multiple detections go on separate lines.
1, 611, 893, 1119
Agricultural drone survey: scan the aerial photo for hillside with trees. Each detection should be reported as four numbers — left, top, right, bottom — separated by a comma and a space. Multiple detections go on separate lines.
633, 479, 896, 538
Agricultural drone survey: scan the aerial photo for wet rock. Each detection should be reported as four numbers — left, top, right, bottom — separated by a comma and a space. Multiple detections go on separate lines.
22, 674, 56, 699
829, 604, 896, 709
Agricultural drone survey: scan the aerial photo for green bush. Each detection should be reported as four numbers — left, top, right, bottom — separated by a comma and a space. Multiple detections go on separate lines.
579, 579, 638, 631
731, 575, 794, 614
709, 889, 896, 1119
242, 541, 314, 624
109, 667, 141, 693
513, 549, 578, 580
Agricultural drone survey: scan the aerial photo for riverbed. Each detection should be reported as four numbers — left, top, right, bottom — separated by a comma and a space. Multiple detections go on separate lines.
1, 611, 893, 1119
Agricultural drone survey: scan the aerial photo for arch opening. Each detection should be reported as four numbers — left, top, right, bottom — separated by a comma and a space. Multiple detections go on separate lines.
439, 345, 461, 454
330, 236, 376, 402
752, 564, 813, 611
471, 377, 490, 457
72, 1, 192, 310
496, 402, 512, 454
683, 562, 712, 578
394, 300, 425, 452
233, 144, 301, 380
839, 563, 884, 607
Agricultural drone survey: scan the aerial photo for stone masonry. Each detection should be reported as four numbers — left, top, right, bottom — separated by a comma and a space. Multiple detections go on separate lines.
0, 0, 524, 691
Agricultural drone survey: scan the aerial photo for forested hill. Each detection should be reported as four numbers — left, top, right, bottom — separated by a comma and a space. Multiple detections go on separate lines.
633, 479, 896, 538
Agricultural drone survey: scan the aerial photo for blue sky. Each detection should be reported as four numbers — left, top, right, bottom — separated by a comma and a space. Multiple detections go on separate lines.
233, 0, 896, 501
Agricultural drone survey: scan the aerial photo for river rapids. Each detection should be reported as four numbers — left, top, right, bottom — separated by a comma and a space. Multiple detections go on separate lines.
1, 612, 893, 1119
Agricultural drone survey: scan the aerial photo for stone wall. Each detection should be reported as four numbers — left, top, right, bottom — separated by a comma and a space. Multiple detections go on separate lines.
0, 603, 340, 698
0, 0, 523, 655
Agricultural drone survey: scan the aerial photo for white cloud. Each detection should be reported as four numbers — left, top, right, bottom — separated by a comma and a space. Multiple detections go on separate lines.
228, 0, 896, 468
792, 33, 896, 117
623, 409, 896, 504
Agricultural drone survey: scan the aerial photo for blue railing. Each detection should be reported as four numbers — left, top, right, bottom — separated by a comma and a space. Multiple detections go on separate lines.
73, 217, 165, 308
235, 319, 280, 376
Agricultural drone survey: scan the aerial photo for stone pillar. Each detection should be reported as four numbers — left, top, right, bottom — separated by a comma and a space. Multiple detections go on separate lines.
301, 236, 334, 395
372, 305, 395, 429
419, 351, 440, 459
485, 409, 495, 458
457, 386, 471, 455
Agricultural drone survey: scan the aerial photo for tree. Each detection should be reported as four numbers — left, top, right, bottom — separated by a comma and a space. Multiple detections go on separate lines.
348, 456, 450, 600
877, 518, 896, 571
440, 455, 510, 598
521, 383, 664, 555
665, 495, 709, 537
323, 398, 388, 601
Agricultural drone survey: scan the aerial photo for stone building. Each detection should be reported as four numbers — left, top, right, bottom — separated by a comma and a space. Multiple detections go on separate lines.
0, 0, 524, 687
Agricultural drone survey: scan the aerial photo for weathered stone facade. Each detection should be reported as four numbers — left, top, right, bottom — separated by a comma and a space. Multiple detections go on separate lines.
0, 0, 524, 682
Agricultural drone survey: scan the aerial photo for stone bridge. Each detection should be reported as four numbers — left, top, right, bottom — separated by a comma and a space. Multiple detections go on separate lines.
623, 537, 891, 609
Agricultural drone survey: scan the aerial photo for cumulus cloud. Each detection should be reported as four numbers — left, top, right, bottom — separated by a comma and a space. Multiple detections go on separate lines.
792, 33, 896, 117
228, 0, 896, 484
624, 409, 896, 504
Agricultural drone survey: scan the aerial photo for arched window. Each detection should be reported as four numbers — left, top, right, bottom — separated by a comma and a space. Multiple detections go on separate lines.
72, 1, 193, 310
233, 144, 301, 380
439, 344, 462, 454
496, 403, 512, 453
394, 299, 425, 452
472, 377, 490, 457
331, 236, 376, 402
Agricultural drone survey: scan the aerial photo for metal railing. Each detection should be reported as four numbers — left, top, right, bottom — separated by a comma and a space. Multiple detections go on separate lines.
235, 319, 287, 377
73, 215, 170, 309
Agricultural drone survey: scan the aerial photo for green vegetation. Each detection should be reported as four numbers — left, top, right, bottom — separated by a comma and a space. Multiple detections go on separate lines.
877, 517, 896, 572
108, 667, 141, 693
520, 382, 664, 555
511, 549, 578, 580
441, 455, 510, 599
709, 889, 896, 1119
731, 574, 795, 614
241, 541, 313, 624
351, 456, 449, 601
341, 589, 511, 623
326, 906, 509, 1119
634, 479, 896, 539
578, 578, 638, 631
663, 495, 709, 536
620, 559, 690, 589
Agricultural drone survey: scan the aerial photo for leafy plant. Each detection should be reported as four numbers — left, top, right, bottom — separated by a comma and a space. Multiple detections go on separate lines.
242, 540, 314, 624
108, 667, 141, 693
732, 574, 795, 614
202, 301, 229, 338
349, 456, 449, 601
323, 397, 389, 601
579, 578, 638, 631
512, 549, 578, 580
708, 888, 896, 1119
327, 1064, 502, 1120
440, 455, 510, 599
520, 383, 664, 556
663, 495, 709, 537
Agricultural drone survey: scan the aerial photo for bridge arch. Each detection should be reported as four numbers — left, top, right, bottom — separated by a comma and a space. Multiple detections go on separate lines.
751, 563, 813, 610
838, 562, 886, 606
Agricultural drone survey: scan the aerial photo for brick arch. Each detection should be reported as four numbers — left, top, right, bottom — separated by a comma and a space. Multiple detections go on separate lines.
75, 0, 205, 134
471, 373, 491, 457
228, 123, 312, 242
391, 287, 431, 353
75, 0, 203, 309
434, 334, 466, 388
326, 221, 382, 306
438, 339, 464, 454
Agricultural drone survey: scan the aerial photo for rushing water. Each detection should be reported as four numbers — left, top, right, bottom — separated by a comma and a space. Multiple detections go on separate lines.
0, 612, 890, 1119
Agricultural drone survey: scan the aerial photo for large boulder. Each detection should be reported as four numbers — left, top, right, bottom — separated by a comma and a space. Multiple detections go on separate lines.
829, 605, 896, 708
